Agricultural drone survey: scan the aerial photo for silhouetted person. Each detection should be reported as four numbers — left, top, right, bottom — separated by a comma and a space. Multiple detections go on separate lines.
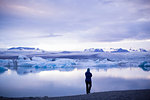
85, 68, 92, 94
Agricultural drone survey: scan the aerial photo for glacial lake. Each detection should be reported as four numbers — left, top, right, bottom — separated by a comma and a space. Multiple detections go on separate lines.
0, 67, 150, 97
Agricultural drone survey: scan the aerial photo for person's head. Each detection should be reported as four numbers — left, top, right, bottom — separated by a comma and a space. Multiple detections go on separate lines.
87, 68, 90, 72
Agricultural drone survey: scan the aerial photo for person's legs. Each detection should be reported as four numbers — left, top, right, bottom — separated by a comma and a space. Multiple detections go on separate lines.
86, 81, 88, 94
89, 81, 92, 93
86, 81, 92, 94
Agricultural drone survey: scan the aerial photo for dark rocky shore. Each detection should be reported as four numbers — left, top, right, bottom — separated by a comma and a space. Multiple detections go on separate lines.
1, 89, 150, 100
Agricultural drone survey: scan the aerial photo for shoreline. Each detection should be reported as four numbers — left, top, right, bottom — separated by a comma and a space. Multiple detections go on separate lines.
1, 89, 150, 100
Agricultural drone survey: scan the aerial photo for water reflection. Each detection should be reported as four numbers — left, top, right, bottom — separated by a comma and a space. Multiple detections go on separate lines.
2, 64, 150, 76
0, 67, 150, 97
138, 61, 150, 71
13, 67, 75, 75
0, 67, 8, 74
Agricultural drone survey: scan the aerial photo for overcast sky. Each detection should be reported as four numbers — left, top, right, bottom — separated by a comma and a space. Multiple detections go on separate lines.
0, 0, 150, 51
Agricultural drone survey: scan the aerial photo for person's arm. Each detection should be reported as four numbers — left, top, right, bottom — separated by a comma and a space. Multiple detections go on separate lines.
91, 73, 92, 77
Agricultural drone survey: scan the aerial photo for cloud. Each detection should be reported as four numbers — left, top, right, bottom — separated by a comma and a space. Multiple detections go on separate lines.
36, 34, 63, 38
0, 0, 68, 20
0, 0, 150, 49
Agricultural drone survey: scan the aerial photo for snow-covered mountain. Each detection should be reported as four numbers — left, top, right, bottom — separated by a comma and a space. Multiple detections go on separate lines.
129, 48, 148, 52
84, 48, 149, 53
8, 47, 40, 51
84, 48, 104, 52
111, 48, 129, 53
84, 48, 129, 53
129, 48, 138, 52
139, 48, 147, 52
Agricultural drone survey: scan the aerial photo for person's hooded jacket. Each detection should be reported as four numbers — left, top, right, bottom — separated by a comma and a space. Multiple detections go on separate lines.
85, 68, 92, 82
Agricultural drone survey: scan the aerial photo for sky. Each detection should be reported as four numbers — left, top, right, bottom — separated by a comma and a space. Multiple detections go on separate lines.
0, 0, 150, 51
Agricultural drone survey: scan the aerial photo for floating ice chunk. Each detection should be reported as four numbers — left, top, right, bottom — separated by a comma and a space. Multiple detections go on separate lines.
76, 59, 98, 67
45, 58, 76, 68
54, 59, 76, 67
18, 55, 30, 60
0, 59, 13, 67
28, 58, 77, 68
94, 59, 118, 67
74, 58, 118, 68
32, 56, 46, 62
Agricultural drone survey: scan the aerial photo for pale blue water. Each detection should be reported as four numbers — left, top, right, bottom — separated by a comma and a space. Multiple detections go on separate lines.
0, 67, 150, 97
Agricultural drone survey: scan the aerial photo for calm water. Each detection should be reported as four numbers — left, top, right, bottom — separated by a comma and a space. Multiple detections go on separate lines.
0, 67, 150, 97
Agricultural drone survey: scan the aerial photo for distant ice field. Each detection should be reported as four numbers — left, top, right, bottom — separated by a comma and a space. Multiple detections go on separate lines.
0, 51, 150, 74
